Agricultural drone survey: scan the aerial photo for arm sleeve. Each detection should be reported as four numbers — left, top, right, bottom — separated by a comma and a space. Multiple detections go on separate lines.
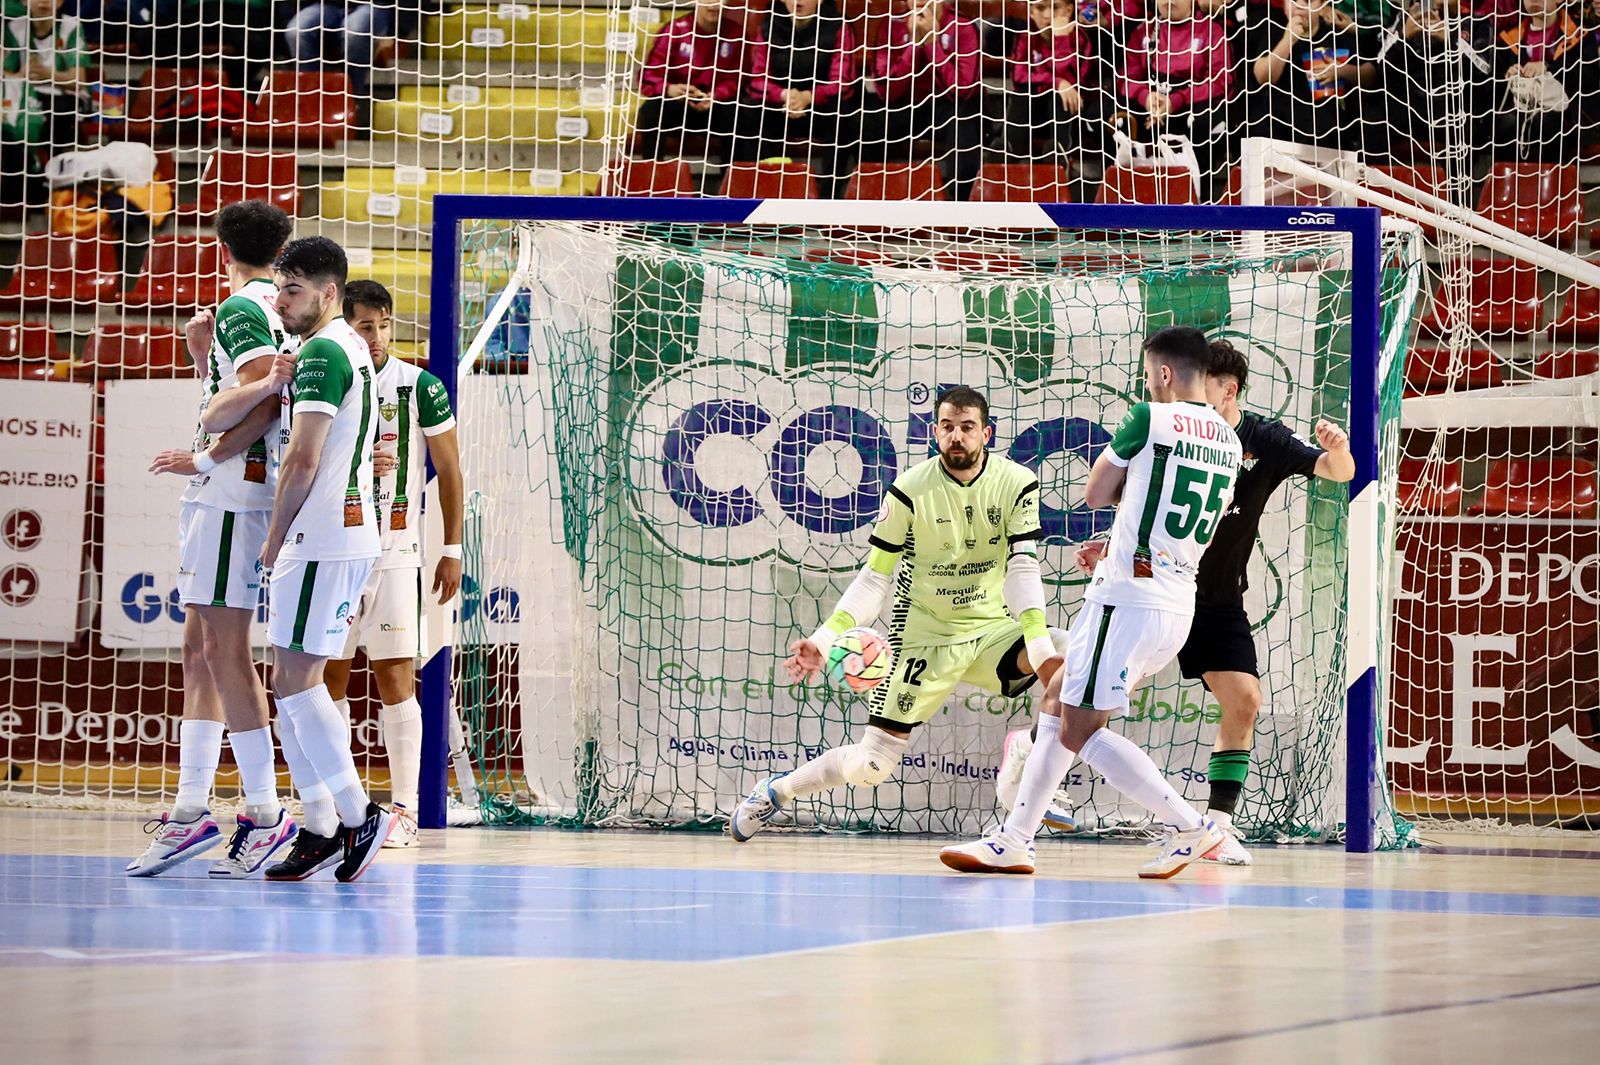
710, 40, 744, 101
1003, 541, 1057, 669
1122, 28, 1151, 106
809, 546, 897, 650
1106, 402, 1150, 466
214, 297, 278, 368
813, 24, 855, 107
747, 32, 781, 103
1006, 478, 1043, 545
416, 370, 457, 435
948, 21, 981, 92
638, 25, 672, 96
1279, 424, 1325, 479
291, 339, 353, 417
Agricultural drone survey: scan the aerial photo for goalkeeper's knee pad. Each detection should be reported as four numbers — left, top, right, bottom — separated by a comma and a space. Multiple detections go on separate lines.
840, 727, 908, 787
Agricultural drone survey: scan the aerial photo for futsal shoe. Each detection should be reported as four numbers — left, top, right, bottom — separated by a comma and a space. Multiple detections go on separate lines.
264, 830, 342, 881
938, 834, 1036, 875
1201, 816, 1252, 866
447, 796, 483, 827
334, 803, 394, 882
125, 810, 222, 877
996, 728, 1079, 834
382, 804, 419, 848
1139, 818, 1225, 880
208, 810, 297, 879
728, 773, 789, 842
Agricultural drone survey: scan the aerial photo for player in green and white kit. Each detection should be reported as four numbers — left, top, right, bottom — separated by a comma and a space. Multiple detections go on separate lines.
941, 326, 1242, 879
728, 387, 1069, 842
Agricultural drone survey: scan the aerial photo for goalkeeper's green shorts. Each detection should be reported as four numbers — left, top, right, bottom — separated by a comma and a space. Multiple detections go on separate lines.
867, 619, 1038, 729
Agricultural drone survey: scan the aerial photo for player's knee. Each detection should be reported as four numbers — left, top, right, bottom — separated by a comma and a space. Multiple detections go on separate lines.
841, 727, 909, 787
1061, 715, 1102, 752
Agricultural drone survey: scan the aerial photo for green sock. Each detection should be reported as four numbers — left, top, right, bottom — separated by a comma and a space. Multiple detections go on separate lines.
1207, 749, 1251, 817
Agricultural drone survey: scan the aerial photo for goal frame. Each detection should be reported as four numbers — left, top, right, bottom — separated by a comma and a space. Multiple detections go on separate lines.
422, 195, 1389, 852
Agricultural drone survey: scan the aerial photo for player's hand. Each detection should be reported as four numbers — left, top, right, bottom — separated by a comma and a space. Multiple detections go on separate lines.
264, 349, 296, 390
372, 446, 397, 477
1285, 11, 1311, 41
1314, 418, 1350, 454
259, 537, 280, 573
184, 309, 215, 367
433, 555, 462, 604
1072, 539, 1107, 575
784, 638, 825, 683
1057, 81, 1083, 113
1034, 653, 1064, 690
149, 449, 200, 476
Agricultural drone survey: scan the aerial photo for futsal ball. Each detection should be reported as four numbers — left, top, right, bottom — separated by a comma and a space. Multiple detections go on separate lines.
826, 627, 893, 693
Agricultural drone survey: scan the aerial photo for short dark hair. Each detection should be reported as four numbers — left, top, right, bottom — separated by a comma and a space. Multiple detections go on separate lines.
343, 279, 393, 319
1141, 325, 1211, 377
935, 385, 990, 426
1207, 338, 1249, 392
215, 200, 292, 269
275, 236, 348, 294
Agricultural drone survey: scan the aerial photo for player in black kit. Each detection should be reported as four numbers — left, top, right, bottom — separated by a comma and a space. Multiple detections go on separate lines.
1075, 339, 1354, 865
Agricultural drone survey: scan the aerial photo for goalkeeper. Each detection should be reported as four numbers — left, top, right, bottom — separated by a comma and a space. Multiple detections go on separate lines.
728, 386, 1067, 842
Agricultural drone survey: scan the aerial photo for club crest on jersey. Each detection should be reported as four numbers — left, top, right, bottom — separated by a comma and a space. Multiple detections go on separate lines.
380, 401, 398, 421
1240, 452, 1258, 471
986, 505, 1001, 526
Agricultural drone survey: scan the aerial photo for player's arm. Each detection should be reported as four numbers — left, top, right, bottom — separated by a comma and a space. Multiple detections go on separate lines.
198, 301, 292, 433
200, 351, 294, 433
1000, 479, 1060, 683
260, 342, 350, 570
1085, 402, 1148, 509
418, 371, 464, 603
1310, 419, 1355, 482
149, 398, 281, 476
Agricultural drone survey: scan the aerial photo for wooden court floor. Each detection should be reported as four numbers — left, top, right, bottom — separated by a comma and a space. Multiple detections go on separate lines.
2, 811, 1598, 1065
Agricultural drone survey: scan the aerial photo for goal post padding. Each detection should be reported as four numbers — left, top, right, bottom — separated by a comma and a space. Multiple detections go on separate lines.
425, 197, 1420, 851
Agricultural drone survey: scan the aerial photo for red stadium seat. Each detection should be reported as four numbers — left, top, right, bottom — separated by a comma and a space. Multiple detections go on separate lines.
1398, 457, 1464, 516
1096, 165, 1195, 205
232, 70, 351, 147
1475, 162, 1582, 246
84, 66, 234, 143
1419, 258, 1543, 336
1470, 458, 1598, 518
73, 324, 189, 380
802, 247, 897, 268
124, 236, 226, 309
844, 162, 946, 201
719, 160, 818, 199
0, 319, 64, 381
970, 163, 1072, 203
1404, 346, 1503, 394
1531, 348, 1600, 379
181, 149, 300, 223
1550, 285, 1600, 343
932, 249, 1031, 274
0, 233, 121, 306
599, 158, 696, 197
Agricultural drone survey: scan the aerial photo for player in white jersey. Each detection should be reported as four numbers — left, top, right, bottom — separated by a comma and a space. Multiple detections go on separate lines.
128, 201, 300, 879
321, 280, 468, 847
251, 236, 393, 883
941, 326, 1242, 879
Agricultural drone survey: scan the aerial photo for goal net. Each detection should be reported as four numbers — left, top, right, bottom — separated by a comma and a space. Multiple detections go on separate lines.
440, 200, 1422, 847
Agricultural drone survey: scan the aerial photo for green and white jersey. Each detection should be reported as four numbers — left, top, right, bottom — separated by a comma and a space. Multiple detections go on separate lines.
870, 452, 1042, 646
371, 355, 456, 571
1087, 401, 1242, 615
182, 277, 291, 513
0, 15, 87, 141
277, 317, 381, 565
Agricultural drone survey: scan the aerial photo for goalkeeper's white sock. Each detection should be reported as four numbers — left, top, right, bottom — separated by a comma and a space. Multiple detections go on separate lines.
173, 718, 224, 820
775, 748, 850, 802
999, 713, 1076, 846
381, 698, 423, 810
279, 685, 371, 828
1078, 728, 1203, 831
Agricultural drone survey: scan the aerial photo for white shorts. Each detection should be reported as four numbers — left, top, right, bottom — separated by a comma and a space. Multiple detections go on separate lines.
176, 502, 268, 610
340, 566, 425, 662
266, 557, 377, 658
1058, 601, 1191, 713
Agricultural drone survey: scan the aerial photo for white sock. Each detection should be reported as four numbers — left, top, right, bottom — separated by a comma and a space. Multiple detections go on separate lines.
381, 698, 423, 810
1000, 714, 1077, 845
776, 730, 906, 802
1078, 729, 1203, 831
335, 698, 353, 752
174, 719, 224, 819
275, 705, 339, 837
279, 685, 371, 827
227, 726, 280, 822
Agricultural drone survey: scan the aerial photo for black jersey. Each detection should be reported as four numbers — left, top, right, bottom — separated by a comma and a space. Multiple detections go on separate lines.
1195, 410, 1324, 605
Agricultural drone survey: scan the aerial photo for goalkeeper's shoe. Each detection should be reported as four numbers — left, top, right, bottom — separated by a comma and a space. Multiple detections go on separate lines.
382, 804, 418, 849
1201, 816, 1252, 866
729, 773, 788, 843
939, 833, 1036, 875
996, 728, 1079, 834
208, 810, 297, 879
447, 796, 484, 827
1139, 819, 1224, 880
264, 830, 342, 881
125, 810, 222, 877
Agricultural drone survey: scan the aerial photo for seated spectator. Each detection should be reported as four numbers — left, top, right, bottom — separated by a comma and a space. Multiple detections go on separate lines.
1121, 0, 1234, 196
1374, 0, 1497, 158
632, 0, 749, 161
1248, 0, 1380, 152
864, 0, 984, 199
1490, 0, 1599, 159
3, 0, 91, 154
734, 0, 861, 196
285, 2, 399, 96
1003, 0, 1109, 167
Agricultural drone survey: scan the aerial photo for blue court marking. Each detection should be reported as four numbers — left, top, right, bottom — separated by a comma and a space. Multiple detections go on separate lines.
2, 855, 1597, 965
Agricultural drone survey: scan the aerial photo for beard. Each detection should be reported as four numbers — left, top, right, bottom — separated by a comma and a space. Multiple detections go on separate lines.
940, 444, 983, 471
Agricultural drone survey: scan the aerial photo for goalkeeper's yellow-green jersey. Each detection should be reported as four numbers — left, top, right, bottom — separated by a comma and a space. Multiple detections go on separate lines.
869, 452, 1042, 646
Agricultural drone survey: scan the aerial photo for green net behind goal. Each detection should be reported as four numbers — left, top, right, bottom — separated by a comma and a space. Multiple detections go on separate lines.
446, 217, 1421, 846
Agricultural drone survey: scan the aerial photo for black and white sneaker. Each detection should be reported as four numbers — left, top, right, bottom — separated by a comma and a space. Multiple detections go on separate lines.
334, 803, 394, 883
264, 830, 342, 881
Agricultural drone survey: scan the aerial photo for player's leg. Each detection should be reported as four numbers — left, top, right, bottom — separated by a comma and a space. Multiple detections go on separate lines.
361, 568, 425, 847
1199, 670, 1260, 866
127, 610, 226, 876
990, 626, 1077, 832
267, 557, 392, 882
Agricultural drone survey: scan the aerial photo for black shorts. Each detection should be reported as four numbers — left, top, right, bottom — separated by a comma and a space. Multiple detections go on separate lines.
1177, 600, 1259, 687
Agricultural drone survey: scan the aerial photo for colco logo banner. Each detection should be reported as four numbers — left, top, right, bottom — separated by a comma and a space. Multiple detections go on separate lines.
625, 349, 1127, 568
